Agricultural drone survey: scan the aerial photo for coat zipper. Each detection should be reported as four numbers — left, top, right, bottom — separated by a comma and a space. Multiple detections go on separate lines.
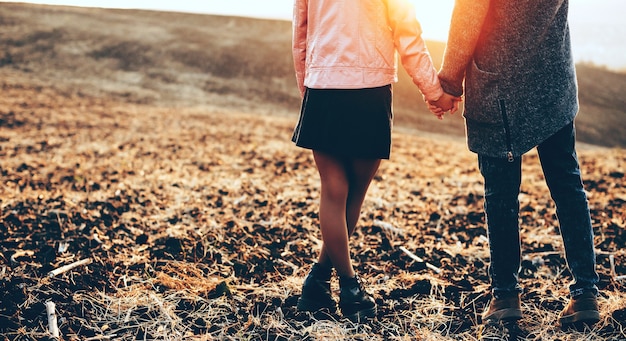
498, 99, 514, 162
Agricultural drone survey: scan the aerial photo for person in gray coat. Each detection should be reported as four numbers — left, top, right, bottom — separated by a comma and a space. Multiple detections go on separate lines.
433, 0, 600, 328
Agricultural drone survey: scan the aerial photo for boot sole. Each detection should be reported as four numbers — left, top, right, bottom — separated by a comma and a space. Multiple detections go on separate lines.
297, 297, 337, 313
482, 307, 523, 323
343, 306, 377, 322
559, 310, 600, 326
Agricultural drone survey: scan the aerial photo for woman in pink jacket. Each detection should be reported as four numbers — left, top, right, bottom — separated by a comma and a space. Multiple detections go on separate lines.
291, 0, 458, 322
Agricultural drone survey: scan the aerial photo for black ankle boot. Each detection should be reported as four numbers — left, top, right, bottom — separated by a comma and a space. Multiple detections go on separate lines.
339, 275, 377, 322
297, 263, 336, 313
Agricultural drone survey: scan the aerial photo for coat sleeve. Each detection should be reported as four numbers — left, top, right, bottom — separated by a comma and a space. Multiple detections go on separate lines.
386, 0, 443, 102
292, 0, 308, 97
439, 0, 491, 97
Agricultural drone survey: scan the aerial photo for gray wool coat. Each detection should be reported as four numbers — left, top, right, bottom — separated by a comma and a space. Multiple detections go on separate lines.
439, 0, 578, 159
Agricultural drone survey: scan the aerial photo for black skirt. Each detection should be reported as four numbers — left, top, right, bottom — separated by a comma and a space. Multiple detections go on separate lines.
291, 85, 393, 159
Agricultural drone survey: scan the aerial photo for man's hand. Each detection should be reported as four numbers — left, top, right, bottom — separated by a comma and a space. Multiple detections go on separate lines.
427, 92, 462, 119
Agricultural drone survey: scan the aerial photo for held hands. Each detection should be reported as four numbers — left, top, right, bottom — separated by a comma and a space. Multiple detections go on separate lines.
427, 93, 462, 120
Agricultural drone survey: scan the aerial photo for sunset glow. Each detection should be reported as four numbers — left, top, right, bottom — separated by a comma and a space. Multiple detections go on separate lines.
408, 1, 454, 41
2, 0, 625, 69
0, 0, 454, 40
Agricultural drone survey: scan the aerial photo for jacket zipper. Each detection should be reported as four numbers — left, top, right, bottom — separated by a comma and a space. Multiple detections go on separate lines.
498, 99, 514, 162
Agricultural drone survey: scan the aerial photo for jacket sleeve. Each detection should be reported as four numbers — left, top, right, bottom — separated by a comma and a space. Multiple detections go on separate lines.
439, 0, 491, 97
386, 0, 443, 102
292, 0, 308, 97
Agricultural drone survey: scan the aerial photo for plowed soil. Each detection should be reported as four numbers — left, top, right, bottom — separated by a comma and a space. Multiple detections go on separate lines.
1, 74, 625, 340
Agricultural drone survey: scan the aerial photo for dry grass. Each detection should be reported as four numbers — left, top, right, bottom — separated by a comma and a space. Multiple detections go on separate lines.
0, 75, 625, 340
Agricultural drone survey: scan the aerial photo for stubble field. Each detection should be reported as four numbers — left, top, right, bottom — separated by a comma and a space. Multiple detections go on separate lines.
1, 74, 625, 340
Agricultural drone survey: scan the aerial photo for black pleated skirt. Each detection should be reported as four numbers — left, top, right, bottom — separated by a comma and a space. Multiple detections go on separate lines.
291, 85, 393, 159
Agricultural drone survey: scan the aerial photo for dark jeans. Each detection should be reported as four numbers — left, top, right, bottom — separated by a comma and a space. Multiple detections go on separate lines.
478, 122, 599, 299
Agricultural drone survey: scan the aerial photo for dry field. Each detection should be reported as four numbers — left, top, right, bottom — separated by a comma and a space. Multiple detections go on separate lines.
1, 3, 626, 341
1, 72, 625, 340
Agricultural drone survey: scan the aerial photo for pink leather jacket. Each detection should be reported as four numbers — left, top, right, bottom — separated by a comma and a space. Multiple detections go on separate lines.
292, 0, 443, 102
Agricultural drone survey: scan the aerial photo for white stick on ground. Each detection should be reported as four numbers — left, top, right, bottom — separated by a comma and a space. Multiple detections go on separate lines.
45, 301, 60, 339
610, 254, 616, 277
373, 219, 405, 236
399, 246, 442, 274
48, 258, 92, 277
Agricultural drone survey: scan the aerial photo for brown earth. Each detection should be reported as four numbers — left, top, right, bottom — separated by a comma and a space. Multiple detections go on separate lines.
0, 3, 625, 341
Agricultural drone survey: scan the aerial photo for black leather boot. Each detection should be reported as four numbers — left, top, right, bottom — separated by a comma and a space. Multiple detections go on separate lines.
297, 263, 336, 313
339, 274, 377, 322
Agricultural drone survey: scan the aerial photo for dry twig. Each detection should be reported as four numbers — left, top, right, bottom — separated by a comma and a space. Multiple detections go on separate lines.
45, 301, 60, 339
48, 258, 93, 277
399, 246, 442, 274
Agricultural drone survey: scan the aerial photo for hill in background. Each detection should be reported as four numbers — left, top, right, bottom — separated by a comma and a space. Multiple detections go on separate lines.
1, 3, 625, 147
